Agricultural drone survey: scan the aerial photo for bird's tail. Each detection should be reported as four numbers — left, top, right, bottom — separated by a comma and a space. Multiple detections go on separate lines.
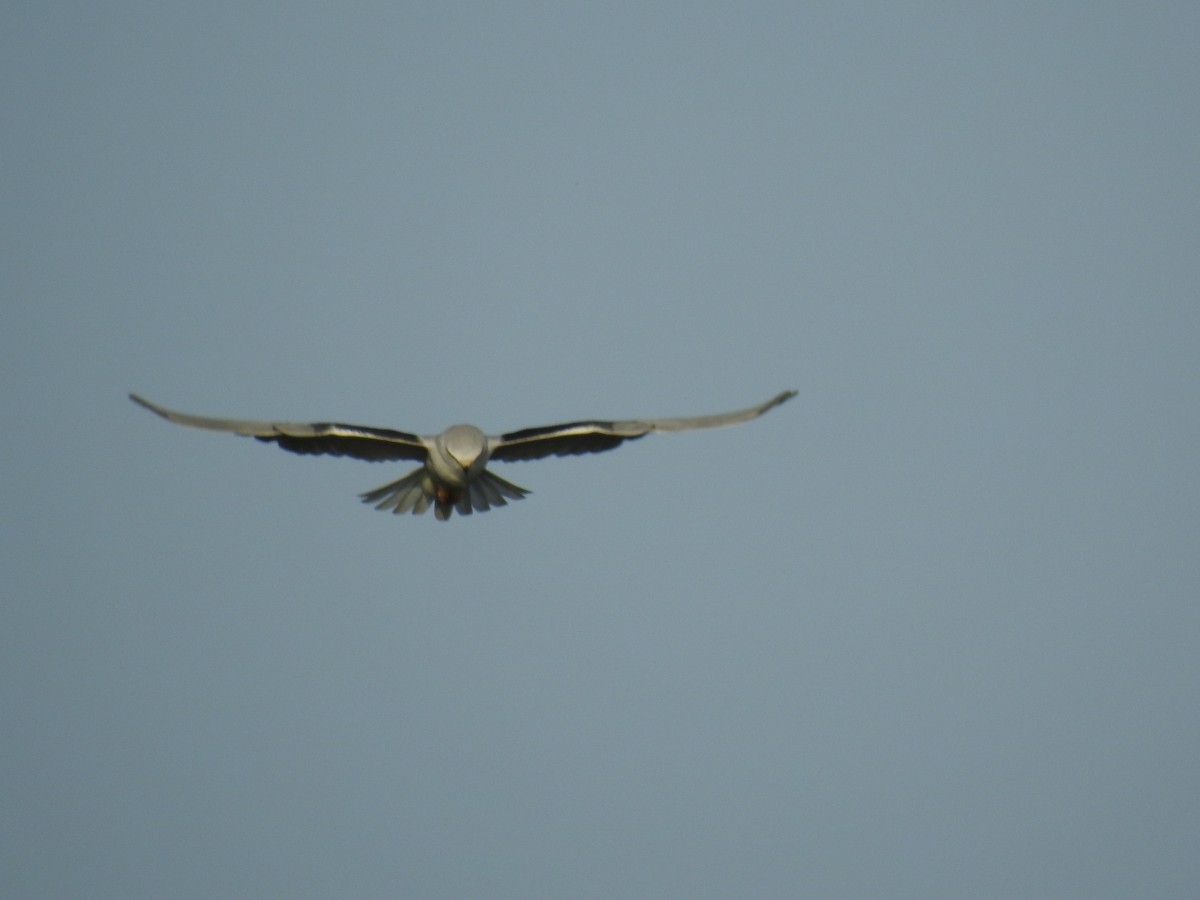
464, 469, 531, 516
359, 467, 530, 520
360, 467, 437, 515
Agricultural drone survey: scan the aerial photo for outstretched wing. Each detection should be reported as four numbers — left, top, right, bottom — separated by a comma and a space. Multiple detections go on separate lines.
489, 390, 796, 462
129, 394, 429, 462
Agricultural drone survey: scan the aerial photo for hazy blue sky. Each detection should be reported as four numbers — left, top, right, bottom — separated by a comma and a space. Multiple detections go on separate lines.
4, 3, 1198, 897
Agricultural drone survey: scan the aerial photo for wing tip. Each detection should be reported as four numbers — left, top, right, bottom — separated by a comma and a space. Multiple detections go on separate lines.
756, 389, 797, 415
129, 392, 163, 416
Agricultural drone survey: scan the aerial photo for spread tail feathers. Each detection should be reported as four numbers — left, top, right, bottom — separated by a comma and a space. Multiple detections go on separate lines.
359, 468, 530, 520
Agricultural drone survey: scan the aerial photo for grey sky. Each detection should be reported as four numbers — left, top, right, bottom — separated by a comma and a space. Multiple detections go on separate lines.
3, 2, 1198, 897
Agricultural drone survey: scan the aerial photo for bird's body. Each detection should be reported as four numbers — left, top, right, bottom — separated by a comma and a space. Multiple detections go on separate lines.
129, 390, 796, 520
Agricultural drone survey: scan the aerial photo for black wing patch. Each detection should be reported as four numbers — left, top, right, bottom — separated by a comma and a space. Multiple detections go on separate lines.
490, 421, 646, 462
259, 424, 428, 462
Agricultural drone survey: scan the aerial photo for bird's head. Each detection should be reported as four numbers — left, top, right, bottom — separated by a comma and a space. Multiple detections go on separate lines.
440, 424, 488, 473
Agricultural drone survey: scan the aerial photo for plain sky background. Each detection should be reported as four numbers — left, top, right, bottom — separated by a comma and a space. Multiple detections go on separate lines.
3, 2, 1198, 897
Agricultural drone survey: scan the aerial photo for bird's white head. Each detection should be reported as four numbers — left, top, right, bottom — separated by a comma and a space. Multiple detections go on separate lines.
440, 424, 488, 472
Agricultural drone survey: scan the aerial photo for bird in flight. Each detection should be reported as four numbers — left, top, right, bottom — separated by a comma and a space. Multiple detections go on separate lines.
130, 390, 796, 520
